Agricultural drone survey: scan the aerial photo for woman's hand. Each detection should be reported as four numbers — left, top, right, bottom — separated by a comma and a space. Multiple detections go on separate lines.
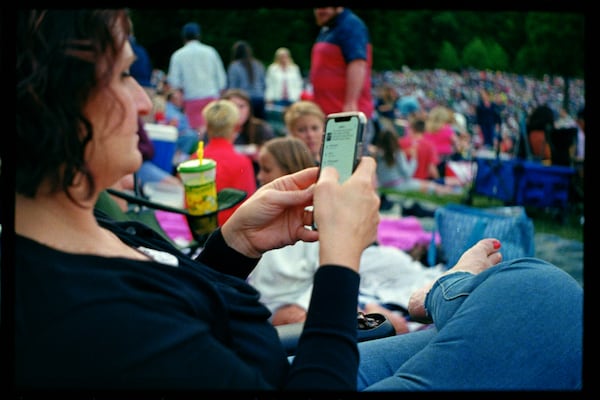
221, 167, 320, 258
221, 157, 380, 270
314, 157, 380, 272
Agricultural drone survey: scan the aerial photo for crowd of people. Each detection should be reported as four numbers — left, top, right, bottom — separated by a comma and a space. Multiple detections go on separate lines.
12, 8, 585, 393
125, 6, 586, 320
372, 67, 585, 157
132, 8, 585, 203
125, 5, 585, 293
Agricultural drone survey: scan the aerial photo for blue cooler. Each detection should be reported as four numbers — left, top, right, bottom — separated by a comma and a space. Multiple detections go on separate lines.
515, 161, 575, 210
473, 156, 518, 203
144, 123, 178, 173
473, 156, 575, 213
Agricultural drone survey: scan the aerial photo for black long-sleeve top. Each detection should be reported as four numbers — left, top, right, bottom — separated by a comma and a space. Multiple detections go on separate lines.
15, 211, 360, 391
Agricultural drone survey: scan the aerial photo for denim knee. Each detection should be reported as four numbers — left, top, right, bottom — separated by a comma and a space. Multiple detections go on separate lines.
425, 271, 477, 328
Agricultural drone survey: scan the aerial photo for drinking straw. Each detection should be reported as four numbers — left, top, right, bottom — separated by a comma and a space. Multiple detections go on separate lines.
196, 141, 203, 162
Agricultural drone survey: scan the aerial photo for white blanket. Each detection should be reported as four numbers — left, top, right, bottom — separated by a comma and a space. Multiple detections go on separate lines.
248, 242, 445, 315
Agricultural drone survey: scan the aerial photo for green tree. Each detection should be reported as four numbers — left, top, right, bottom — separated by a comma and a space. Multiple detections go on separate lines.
523, 12, 584, 78
462, 37, 490, 70
438, 41, 461, 71
519, 12, 585, 111
365, 10, 407, 71
488, 41, 509, 71
128, 8, 584, 82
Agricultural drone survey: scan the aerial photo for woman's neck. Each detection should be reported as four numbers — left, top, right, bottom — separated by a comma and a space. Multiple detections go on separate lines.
16, 190, 99, 241
15, 189, 148, 260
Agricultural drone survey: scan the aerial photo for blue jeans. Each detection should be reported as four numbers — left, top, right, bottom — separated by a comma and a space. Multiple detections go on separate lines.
357, 258, 583, 391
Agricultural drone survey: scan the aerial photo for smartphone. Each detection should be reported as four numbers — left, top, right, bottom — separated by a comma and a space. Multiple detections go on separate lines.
318, 111, 366, 183
310, 111, 366, 230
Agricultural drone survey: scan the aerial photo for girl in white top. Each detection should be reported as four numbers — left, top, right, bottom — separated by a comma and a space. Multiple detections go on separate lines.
264, 47, 304, 108
249, 136, 442, 334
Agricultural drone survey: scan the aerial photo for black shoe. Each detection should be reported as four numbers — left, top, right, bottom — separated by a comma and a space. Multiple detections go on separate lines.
401, 202, 417, 216
402, 201, 435, 218
379, 194, 394, 211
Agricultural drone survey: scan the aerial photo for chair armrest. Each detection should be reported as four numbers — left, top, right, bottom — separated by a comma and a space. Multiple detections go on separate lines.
275, 313, 396, 356
106, 188, 247, 216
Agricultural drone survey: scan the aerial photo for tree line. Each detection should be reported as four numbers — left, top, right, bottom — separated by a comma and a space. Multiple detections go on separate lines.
130, 8, 584, 86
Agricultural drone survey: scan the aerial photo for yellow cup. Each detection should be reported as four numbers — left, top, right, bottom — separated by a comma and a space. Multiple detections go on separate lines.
177, 159, 218, 216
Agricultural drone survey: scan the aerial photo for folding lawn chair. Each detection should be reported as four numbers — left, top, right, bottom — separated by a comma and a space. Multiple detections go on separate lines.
96, 187, 247, 252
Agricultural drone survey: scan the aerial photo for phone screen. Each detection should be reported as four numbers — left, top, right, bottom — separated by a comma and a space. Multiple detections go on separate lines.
320, 114, 363, 183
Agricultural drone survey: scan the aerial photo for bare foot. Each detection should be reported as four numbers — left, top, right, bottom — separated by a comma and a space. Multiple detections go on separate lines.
408, 238, 503, 323
448, 238, 503, 275
362, 303, 409, 334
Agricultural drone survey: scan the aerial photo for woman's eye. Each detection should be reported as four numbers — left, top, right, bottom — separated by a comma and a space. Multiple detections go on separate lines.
121, 70, 132, 78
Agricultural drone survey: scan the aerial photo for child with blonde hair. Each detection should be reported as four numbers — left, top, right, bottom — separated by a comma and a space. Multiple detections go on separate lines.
283, 100, 326, 164
202, 99, 240, 140
192, 99, 257, 225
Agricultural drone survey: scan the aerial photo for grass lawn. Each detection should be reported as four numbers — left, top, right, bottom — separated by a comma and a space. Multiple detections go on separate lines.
380, 188, 584, 243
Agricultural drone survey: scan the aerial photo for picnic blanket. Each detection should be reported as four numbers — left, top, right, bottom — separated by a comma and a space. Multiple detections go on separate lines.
155, 211, 193, 244
358, 244, 445, 311
377, 216, 440, 251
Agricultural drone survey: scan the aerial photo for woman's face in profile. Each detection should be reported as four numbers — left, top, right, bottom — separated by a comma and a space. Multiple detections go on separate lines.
83, 40, 153, 188
227, 95, 251, 128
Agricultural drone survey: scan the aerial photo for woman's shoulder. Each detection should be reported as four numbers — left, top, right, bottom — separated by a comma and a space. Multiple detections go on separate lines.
228, 60, 244, 72
253, 58, 265, 68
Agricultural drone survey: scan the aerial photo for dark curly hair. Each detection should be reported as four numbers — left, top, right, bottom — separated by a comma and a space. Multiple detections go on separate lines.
16, 9, 131, 203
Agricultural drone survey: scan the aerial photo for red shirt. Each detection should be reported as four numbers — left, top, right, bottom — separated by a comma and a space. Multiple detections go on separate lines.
309, 9, 374, 117
191, 137, 256, 225
423, 123, 456, 158
399, 134, 440, 180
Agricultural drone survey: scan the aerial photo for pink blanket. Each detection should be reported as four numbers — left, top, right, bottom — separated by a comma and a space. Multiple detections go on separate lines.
377, 216, 440, 251
155, 211, 193, 242
156, 212, 439, 252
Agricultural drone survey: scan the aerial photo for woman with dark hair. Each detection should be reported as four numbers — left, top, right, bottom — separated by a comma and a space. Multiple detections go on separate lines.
15, 9, 379, 389
227, 40, 267, 119
15, 9, 583, 392
221, 88, 275, 182
222, 88, 275, 149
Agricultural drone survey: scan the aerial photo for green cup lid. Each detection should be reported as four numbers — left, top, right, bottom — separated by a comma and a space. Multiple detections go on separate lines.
177, 158, 216, 173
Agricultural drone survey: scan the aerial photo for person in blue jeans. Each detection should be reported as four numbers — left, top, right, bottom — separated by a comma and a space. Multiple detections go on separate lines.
285, 237, 583, 390
164, 88, 200, 162
15, 9, 582, 392
357, 240, 583, 390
